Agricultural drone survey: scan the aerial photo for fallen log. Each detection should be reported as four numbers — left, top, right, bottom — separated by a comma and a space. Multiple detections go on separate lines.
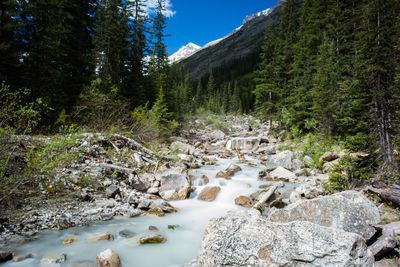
367, 186, 400, 208
111, 134, 162, 161
253, 185, 277, 211
99, 163, 139, 175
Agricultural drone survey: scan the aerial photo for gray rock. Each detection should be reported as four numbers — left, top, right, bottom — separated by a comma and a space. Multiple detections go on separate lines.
256, 144, 277, 155
268, 191, 380, 240
208, 129, 225, 140
292, 158, 304, 170
119, 229, 135, 238
269, 166, 296, 181
158, 168, 191, 201
171, 141, 195, 155
106, 185, 120, 198
197, 210, 374, 266
132, 173, 154, 192
0, 250, 12, 263
374, 259, 400, 267
289, 191, 301, 203
264, 150, 293, 170
230, 137, 261, 151
369, 221, 400, 258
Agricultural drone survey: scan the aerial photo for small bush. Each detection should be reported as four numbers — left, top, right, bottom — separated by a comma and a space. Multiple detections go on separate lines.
323, 155, 373, 193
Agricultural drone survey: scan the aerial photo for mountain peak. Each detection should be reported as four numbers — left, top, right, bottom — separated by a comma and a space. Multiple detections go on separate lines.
169, 42, 201, 63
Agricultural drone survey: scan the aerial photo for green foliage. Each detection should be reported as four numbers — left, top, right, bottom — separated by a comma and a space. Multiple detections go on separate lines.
25, 125, 82, 196
323, 155, 373, 194
0, 83, 49, 204
129, 87, 177, 141
75, 78, 129, 131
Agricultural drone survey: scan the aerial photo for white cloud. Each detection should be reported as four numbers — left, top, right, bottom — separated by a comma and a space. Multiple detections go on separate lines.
144, 0, 176, 18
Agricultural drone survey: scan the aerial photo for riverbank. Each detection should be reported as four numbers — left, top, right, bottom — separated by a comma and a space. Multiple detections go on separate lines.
1, 115, 399, 266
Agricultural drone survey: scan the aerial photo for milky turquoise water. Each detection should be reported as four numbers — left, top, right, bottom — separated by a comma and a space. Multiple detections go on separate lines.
1, 156, 293, 267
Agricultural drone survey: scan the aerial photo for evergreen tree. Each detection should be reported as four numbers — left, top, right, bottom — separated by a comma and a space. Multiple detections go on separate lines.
125, 0, 148, 106
357, 0, 400, 169
195, 80, 203, 106
0, 0, 21, 86
206, 72, 216, 100
230, 82, 242, 114
311, 34, 339, 137
92, 0, 129, 88
254, 20, 278, 120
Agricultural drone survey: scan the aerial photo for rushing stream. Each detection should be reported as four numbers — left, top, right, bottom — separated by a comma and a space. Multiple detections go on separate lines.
1, 156, 294, 267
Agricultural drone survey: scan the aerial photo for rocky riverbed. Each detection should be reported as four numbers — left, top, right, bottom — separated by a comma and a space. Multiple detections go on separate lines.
1, 116, 399, 266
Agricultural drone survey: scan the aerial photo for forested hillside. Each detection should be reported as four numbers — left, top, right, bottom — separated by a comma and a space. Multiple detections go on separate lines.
1, 0, 176, 134
175, 0, 400, 174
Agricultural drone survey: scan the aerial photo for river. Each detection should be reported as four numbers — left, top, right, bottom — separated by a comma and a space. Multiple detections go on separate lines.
1, 155, 293, 267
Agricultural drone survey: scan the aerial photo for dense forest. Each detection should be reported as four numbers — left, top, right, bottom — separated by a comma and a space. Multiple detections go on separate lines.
1, 0, 399, 173
174, 0, 400, 174
1, 0, 176, 135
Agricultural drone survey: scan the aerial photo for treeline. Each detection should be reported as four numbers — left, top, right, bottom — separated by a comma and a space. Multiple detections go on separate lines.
0, 0, 174, 133
171, 52, 261, 115
254, 0, 400, 170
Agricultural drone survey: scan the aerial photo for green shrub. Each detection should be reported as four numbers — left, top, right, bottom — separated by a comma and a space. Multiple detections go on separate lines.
323, 155, 373, 193
74, 77, 129, 131
344, 132, 373, 152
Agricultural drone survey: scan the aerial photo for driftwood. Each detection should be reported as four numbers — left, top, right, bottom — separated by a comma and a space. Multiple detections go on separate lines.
253, 185, 277, 210
367, 186, 400, 208
99, 163, 139, 175
112, 134, 160, 159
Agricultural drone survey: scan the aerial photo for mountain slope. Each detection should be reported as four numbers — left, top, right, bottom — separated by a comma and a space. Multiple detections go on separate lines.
176, 0, 286, 80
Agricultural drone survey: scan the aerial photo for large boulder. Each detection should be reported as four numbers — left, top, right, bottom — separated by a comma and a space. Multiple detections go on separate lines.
96, 249, 121, 267
132, 173, 154, 191
230, 137, 261, 151
268, 166, 296, 182
196, 210, 374, 266
208, 129, 226, 140
106, 185, 120, 198
158, 168, 191, 201
170, 141, 195, 155
268, 191, 380, 240
264, 150, 293, 170
369, 221, 400, 258
197, 186, 220, 201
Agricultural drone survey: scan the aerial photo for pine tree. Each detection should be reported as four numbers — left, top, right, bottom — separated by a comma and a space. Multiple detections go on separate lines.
311, 34, 339, 137
230, 81, 242, 114
357, 0, 400, 169
125, 0, 148, 106
92, 0, 129, 88
254, 20, 278, 120
195, 80, 203, 106
206, 72, 216, 101
0, 0, 21, 86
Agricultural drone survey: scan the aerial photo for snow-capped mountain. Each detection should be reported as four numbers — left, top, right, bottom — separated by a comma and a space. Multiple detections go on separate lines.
169, 42, 201, 63
169, 7, 272, 64
242, 8, 271, 25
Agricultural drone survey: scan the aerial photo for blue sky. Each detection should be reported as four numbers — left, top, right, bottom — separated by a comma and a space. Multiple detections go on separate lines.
165, 0, 279, 55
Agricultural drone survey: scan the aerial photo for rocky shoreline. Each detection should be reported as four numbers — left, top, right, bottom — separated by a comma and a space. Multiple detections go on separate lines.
1, 116, 400, 266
